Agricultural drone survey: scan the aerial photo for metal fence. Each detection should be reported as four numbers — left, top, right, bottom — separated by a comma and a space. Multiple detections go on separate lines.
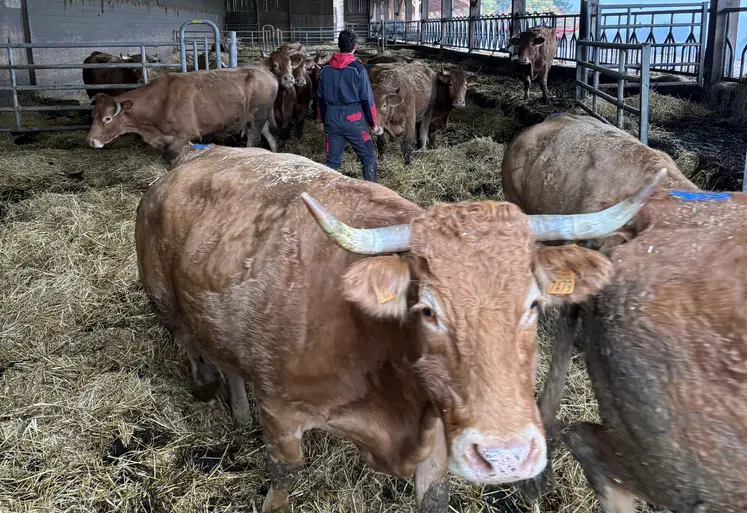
369, 11, 582, 62
576, 40, 651, 145
229, 23, 371, 51
0, 20, 238, 133
721, 6, 747, 81
591, 2, 708, 84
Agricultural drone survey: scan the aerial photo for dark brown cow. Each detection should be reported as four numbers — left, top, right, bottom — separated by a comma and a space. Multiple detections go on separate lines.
523, 188, 747, 513
86, 68, 279, 159
502, 113, 697, 252
135, 144, 661, 513
272, 76, 297, 147
82, 51, 159, 98
508, 26, 557, 104
308, 52, 330, 120
370, 61, 438, 165
292, 58, 313, 138
427, 65, 479, 147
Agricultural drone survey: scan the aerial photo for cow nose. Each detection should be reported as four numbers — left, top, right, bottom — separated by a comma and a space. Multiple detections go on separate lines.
282, 75, 295, 88
88, 138, 104, 149
296, 77, 306, 87
519, 57, 530, 65
452, 99, 466, 108
451, 425, 546, 483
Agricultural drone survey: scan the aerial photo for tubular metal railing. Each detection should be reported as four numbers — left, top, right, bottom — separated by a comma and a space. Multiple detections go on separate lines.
576, 40, 652, 145
721, 6, 747, 81
0, 22, 238, 133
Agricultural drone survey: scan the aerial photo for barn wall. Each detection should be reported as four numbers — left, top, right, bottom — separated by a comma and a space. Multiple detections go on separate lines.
21, 0, 224, 92
1, 0, 31, 106
344, 0, 369, 26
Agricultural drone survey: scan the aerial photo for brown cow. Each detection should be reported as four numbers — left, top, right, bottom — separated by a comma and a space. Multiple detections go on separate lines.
82, 51, 159, 98
261, 48, 296, 90
363, 54, 414, 65
292, 58, 313, 138
427, 65, 479, 147
135, 145, 661, 513
86, 67, 279, 160
508, 26, 557, 104
370, 61, 438, 165
521, 188, 747, 512
502, 112, 698, 252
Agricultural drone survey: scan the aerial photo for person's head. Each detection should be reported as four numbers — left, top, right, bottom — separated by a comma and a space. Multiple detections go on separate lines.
338, 30, 358, 53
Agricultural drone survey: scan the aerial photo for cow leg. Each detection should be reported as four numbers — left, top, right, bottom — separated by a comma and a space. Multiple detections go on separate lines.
523, 76, 532, 101
261, 122, 278, 153
415, 418, 449, 513
295, 111, 307, 140
260, 405, 306, 513
562, 422, 637, 513
173, 325, 221, 402
376, 133, 386, 158
403, 115, 417, 165
540, 70, 552, 105
418, 109, 433, 151
226, 372, 253, 426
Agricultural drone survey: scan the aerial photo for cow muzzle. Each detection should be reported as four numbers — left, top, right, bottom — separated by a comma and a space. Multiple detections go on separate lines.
88, 138, 104, 149
449, 424, 546, 484
281, 74, 295, 89
452, 99, 466, 108
518, 57, 531, 66
295, 76, 306, 87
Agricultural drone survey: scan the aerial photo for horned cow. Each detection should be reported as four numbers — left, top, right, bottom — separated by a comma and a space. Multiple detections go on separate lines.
509, 26, 558, 104
82, 51, 159, 98
135, 144, 661, 513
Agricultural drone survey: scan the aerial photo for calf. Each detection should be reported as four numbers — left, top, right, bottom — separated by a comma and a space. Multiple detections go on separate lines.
292, 58, 313, 138
508, 26, 557, 104
86, 67, 279, 160
82, 51, 158, 98
135, 144, 661, 513
371, 61, 438, 165
427, 65, 479, 147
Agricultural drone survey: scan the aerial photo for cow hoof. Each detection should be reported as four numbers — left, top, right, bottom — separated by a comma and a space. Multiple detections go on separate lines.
232, 404, 254, 427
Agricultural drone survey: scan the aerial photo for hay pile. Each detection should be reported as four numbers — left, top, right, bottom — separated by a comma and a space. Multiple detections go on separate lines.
583, 90, 711, 129
0, 95, 608, 513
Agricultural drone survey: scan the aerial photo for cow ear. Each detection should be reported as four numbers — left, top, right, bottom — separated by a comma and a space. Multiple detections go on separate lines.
437, 72, 451, 83
341, 255, 411, 321
466, 74, 479, 85
120, 100, 134, 111
385, 94, 404, 109
533, 36, 546, 46
533, 244, 614, 305
509, 36, 520, 46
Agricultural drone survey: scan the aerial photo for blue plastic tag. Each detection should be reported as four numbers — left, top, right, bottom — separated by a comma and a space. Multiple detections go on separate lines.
668, 190, 731, 202
191, 143, 212, 150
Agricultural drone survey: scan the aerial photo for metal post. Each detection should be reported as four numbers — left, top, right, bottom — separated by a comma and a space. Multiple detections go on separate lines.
703, 0, 740, 89
203, 37, 209, 69
575, 43, 585, 102
7, 47, 21, 132
617, 48, 626, 128
592, 43, 600, 115
140, 45, 148, 84
193, 39, 199, 70
639, 42, 651, 145
178, 19, 222, 72
698, 1, 708, 85
743, 148, 747, 192
228, 31, 238, 68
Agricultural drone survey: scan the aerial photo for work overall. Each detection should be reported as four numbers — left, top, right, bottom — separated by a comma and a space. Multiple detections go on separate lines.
324, 104, 377, 181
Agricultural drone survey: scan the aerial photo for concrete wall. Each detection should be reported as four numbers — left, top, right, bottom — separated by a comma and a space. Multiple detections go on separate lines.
1, 0, 31, 106
20, 0, 225, 95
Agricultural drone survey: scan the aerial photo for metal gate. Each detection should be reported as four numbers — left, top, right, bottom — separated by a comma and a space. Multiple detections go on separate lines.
0, 23, 237, 133
261, 25, 284, 54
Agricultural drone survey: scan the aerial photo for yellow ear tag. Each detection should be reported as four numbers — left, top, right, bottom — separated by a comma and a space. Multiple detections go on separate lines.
378, 289, 397, 304
547, 270, 575, 295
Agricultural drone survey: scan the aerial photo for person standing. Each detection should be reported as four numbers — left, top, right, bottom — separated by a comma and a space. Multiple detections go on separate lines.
317, 29, 383, 182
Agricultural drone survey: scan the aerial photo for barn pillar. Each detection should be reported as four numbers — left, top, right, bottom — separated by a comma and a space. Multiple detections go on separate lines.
703, 0, 740, 89
510, 0, 526, 36
405, 0, 413, 21
441, 0, 452, 49
467, 0, 480, 53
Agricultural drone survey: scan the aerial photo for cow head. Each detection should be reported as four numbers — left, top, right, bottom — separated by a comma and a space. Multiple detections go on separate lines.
86, 93, 133, 149
262, 49, 295, 89
291, 57, 308, 88
510, 30, 546, 67
371, 83, 405, 136
300, 169, 664, 485
437, 65, 479, 108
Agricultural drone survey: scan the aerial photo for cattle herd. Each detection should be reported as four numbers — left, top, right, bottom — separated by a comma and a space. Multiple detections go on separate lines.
57, 30, 747, 513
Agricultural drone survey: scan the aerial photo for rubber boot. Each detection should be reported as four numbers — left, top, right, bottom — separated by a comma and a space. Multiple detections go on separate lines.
362, 162, 378, 183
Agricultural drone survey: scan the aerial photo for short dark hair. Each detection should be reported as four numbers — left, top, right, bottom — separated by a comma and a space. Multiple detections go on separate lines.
338, 30, 358, 53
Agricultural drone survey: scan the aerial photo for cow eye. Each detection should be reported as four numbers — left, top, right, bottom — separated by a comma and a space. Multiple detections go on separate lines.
530, 300, 539, 310
422, 307, 433, 317
103, 116, 112, 124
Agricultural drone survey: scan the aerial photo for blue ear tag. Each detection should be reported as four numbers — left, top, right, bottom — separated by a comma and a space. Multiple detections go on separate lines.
668, 190, 732, 202
550, 112, 560, 117
191, 143, 212, 150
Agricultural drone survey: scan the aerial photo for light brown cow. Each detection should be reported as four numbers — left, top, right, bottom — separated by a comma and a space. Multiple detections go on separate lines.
502, 112, 698, 251
522, 187, 747, 513
370, 61, 438, 165
509, 26, 558, 104
86, 67, 279, 160
135, 144, 662, 513
428, 65, 479, 147
261, 48, 297, 90
82, 51, 159, 98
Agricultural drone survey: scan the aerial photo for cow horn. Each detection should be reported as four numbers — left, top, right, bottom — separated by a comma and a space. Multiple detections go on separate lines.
301, 193, 411, 255
527, 168, 666, 241
113, 101, 122, 117
261, 51, 270, 58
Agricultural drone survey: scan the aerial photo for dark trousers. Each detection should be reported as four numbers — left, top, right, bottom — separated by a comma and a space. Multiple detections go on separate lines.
324, 106, 376, 170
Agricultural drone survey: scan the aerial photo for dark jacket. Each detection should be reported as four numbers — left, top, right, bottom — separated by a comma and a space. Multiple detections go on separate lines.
317, 52, 377, 128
